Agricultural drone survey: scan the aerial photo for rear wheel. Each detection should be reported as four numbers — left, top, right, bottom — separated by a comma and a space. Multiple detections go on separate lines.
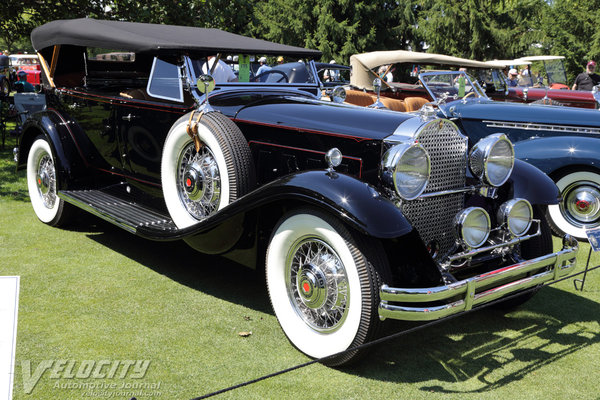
26, 136, 72, 226
266, 208, 391, 366
547, 171, 600, 240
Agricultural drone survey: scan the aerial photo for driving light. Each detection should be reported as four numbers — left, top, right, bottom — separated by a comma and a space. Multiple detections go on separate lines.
469, 133, 514, 187
455, 207, 491, 248
497, 198, 533, 237
382, 142, 431, 200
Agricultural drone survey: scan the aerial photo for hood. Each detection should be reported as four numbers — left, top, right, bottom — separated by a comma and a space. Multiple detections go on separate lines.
230, 94, 415, 141
446, 99, 600, 128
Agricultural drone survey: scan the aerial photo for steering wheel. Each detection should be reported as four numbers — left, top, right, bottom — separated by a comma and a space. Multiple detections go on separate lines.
253, 70, 289, 83
463, 91, 476, 99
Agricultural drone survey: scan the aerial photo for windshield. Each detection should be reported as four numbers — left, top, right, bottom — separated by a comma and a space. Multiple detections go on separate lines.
419, 71, 487, 103
188, 56, 317, 86
544, 59, 567, 85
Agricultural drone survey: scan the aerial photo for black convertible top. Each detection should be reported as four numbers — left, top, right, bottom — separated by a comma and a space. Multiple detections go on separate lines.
31, 18, 321, 58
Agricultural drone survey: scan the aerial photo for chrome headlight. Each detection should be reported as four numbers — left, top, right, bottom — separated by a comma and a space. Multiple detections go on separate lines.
382, 142, 431, 200
469, 133, 514, 187
455, 207, 491, 248
498, 198, 533, 237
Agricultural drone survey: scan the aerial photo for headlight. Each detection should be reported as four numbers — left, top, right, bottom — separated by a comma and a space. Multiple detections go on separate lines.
497, 198, 533, 237
382, 142, 431, 200
469, 133, 514, 187
455, 207, 491, 248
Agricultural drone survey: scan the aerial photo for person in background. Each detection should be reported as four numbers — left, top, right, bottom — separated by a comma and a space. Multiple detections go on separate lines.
14, 70, 35, 92
202, 55, 238, 83
378, 65, 393, 82
323, 60, 340, 82
507, 68, 519, 87
256, 56, 271, 82
572, 60, 600, 90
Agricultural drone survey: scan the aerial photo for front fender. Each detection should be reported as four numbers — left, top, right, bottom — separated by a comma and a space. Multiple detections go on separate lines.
139, 170, 413, 243
508, 159, 560, 205
514, 136, 600, 176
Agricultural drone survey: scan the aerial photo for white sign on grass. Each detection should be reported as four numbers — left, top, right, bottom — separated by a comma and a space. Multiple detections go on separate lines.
0, 277, 20, 400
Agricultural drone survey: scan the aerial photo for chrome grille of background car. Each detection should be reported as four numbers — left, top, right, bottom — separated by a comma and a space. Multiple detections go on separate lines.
402, 119, 468, 259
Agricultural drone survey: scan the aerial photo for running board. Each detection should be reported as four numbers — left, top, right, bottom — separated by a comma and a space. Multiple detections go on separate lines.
59, 188, 178, 235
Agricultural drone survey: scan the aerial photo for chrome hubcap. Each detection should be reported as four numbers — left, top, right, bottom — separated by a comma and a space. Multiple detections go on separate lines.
36, 154, 56, 208
177, 143, 221, 220
286, 238, 349, 332
561, 181, 600, 228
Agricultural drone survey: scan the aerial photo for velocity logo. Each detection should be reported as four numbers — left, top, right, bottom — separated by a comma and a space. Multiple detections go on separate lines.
21, 359, 151, 394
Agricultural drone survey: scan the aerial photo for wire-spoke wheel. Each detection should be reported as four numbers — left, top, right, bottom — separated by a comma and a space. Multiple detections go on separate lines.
26, 136, 72, 226
266, 208, 391, 366
162, 112, 254, 228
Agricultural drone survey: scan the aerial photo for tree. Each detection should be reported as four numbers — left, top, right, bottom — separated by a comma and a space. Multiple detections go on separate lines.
417, 0, 547, 61
252, 0, 421, 64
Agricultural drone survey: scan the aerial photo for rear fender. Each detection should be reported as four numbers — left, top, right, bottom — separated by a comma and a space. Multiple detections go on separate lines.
18, 110, 88, 190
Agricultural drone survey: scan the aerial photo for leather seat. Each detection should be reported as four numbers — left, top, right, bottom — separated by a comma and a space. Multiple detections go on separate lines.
345, 90, 376, 107
379, 97, 407, 112
404, 97, 428, 111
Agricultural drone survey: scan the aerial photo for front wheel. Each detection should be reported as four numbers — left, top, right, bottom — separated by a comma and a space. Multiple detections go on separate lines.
266, 208, 391, 366
26, 136, 72, 226
547, 171, 600, 240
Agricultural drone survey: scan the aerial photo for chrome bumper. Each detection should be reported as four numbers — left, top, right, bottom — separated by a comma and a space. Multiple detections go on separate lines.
379, 235, 579, 321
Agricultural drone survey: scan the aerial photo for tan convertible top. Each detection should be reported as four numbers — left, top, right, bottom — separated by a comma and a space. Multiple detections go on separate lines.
350, 50, 508, 90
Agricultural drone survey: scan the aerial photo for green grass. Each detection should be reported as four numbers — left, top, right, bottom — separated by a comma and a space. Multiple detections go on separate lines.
1, 132, 599, 399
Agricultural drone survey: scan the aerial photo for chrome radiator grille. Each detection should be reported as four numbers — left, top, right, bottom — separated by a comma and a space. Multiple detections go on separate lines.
402, 119, 468, 258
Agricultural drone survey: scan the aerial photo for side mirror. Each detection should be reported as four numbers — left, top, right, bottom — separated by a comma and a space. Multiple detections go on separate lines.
329, 86, 346, 104
368, 78, 386, 109
196, 74, 215, 94
196, 74, 216, 112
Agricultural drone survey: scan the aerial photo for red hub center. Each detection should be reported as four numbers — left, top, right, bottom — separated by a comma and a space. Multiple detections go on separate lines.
302, 282, 310, 293
185, 178, 192, 188
576, 199, 590, 212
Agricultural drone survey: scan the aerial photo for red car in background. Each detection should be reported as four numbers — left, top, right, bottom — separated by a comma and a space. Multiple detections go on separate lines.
482, 56, 600, 109
9, 54, 41, 86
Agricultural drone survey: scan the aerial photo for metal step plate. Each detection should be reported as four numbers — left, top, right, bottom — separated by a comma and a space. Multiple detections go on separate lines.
59, 188, 177, 234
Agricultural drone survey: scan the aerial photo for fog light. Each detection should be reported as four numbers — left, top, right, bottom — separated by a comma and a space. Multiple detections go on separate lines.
455, 207, 491, 248
498, 198, 533, 237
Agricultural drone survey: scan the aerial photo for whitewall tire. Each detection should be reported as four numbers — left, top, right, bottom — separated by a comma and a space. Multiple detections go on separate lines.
547, 171, 600, 240
161, 112, 254, 228
266, 209, 390, 366
26, 137, 71, 226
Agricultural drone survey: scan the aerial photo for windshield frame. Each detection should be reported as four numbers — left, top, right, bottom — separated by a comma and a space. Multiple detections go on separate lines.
418, 70, 488, 103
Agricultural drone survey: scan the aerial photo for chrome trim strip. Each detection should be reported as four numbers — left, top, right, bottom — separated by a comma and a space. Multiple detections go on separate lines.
446, 219, 541, 262
484, 120, 600, 135
379, 235, 578, 321
417, 185, 478, 199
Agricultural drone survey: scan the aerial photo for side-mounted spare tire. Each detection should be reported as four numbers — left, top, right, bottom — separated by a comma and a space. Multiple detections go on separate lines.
161, 111, 255, 228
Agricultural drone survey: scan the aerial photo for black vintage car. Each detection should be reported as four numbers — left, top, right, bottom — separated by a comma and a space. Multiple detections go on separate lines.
16, 19, 578, 365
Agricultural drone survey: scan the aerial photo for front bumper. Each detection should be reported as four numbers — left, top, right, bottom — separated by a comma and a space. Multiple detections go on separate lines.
379, 235, 579, 321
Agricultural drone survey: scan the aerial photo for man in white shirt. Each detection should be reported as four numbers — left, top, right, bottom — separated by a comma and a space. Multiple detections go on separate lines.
202, 56, 238, 83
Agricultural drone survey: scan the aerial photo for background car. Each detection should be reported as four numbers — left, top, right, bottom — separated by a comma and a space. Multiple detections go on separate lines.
9, 53, 41, 86
346, 67, 600, 241
16, 18, 578, 365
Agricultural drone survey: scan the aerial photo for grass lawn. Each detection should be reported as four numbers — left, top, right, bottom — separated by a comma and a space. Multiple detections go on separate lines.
1, 131, 599, 400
